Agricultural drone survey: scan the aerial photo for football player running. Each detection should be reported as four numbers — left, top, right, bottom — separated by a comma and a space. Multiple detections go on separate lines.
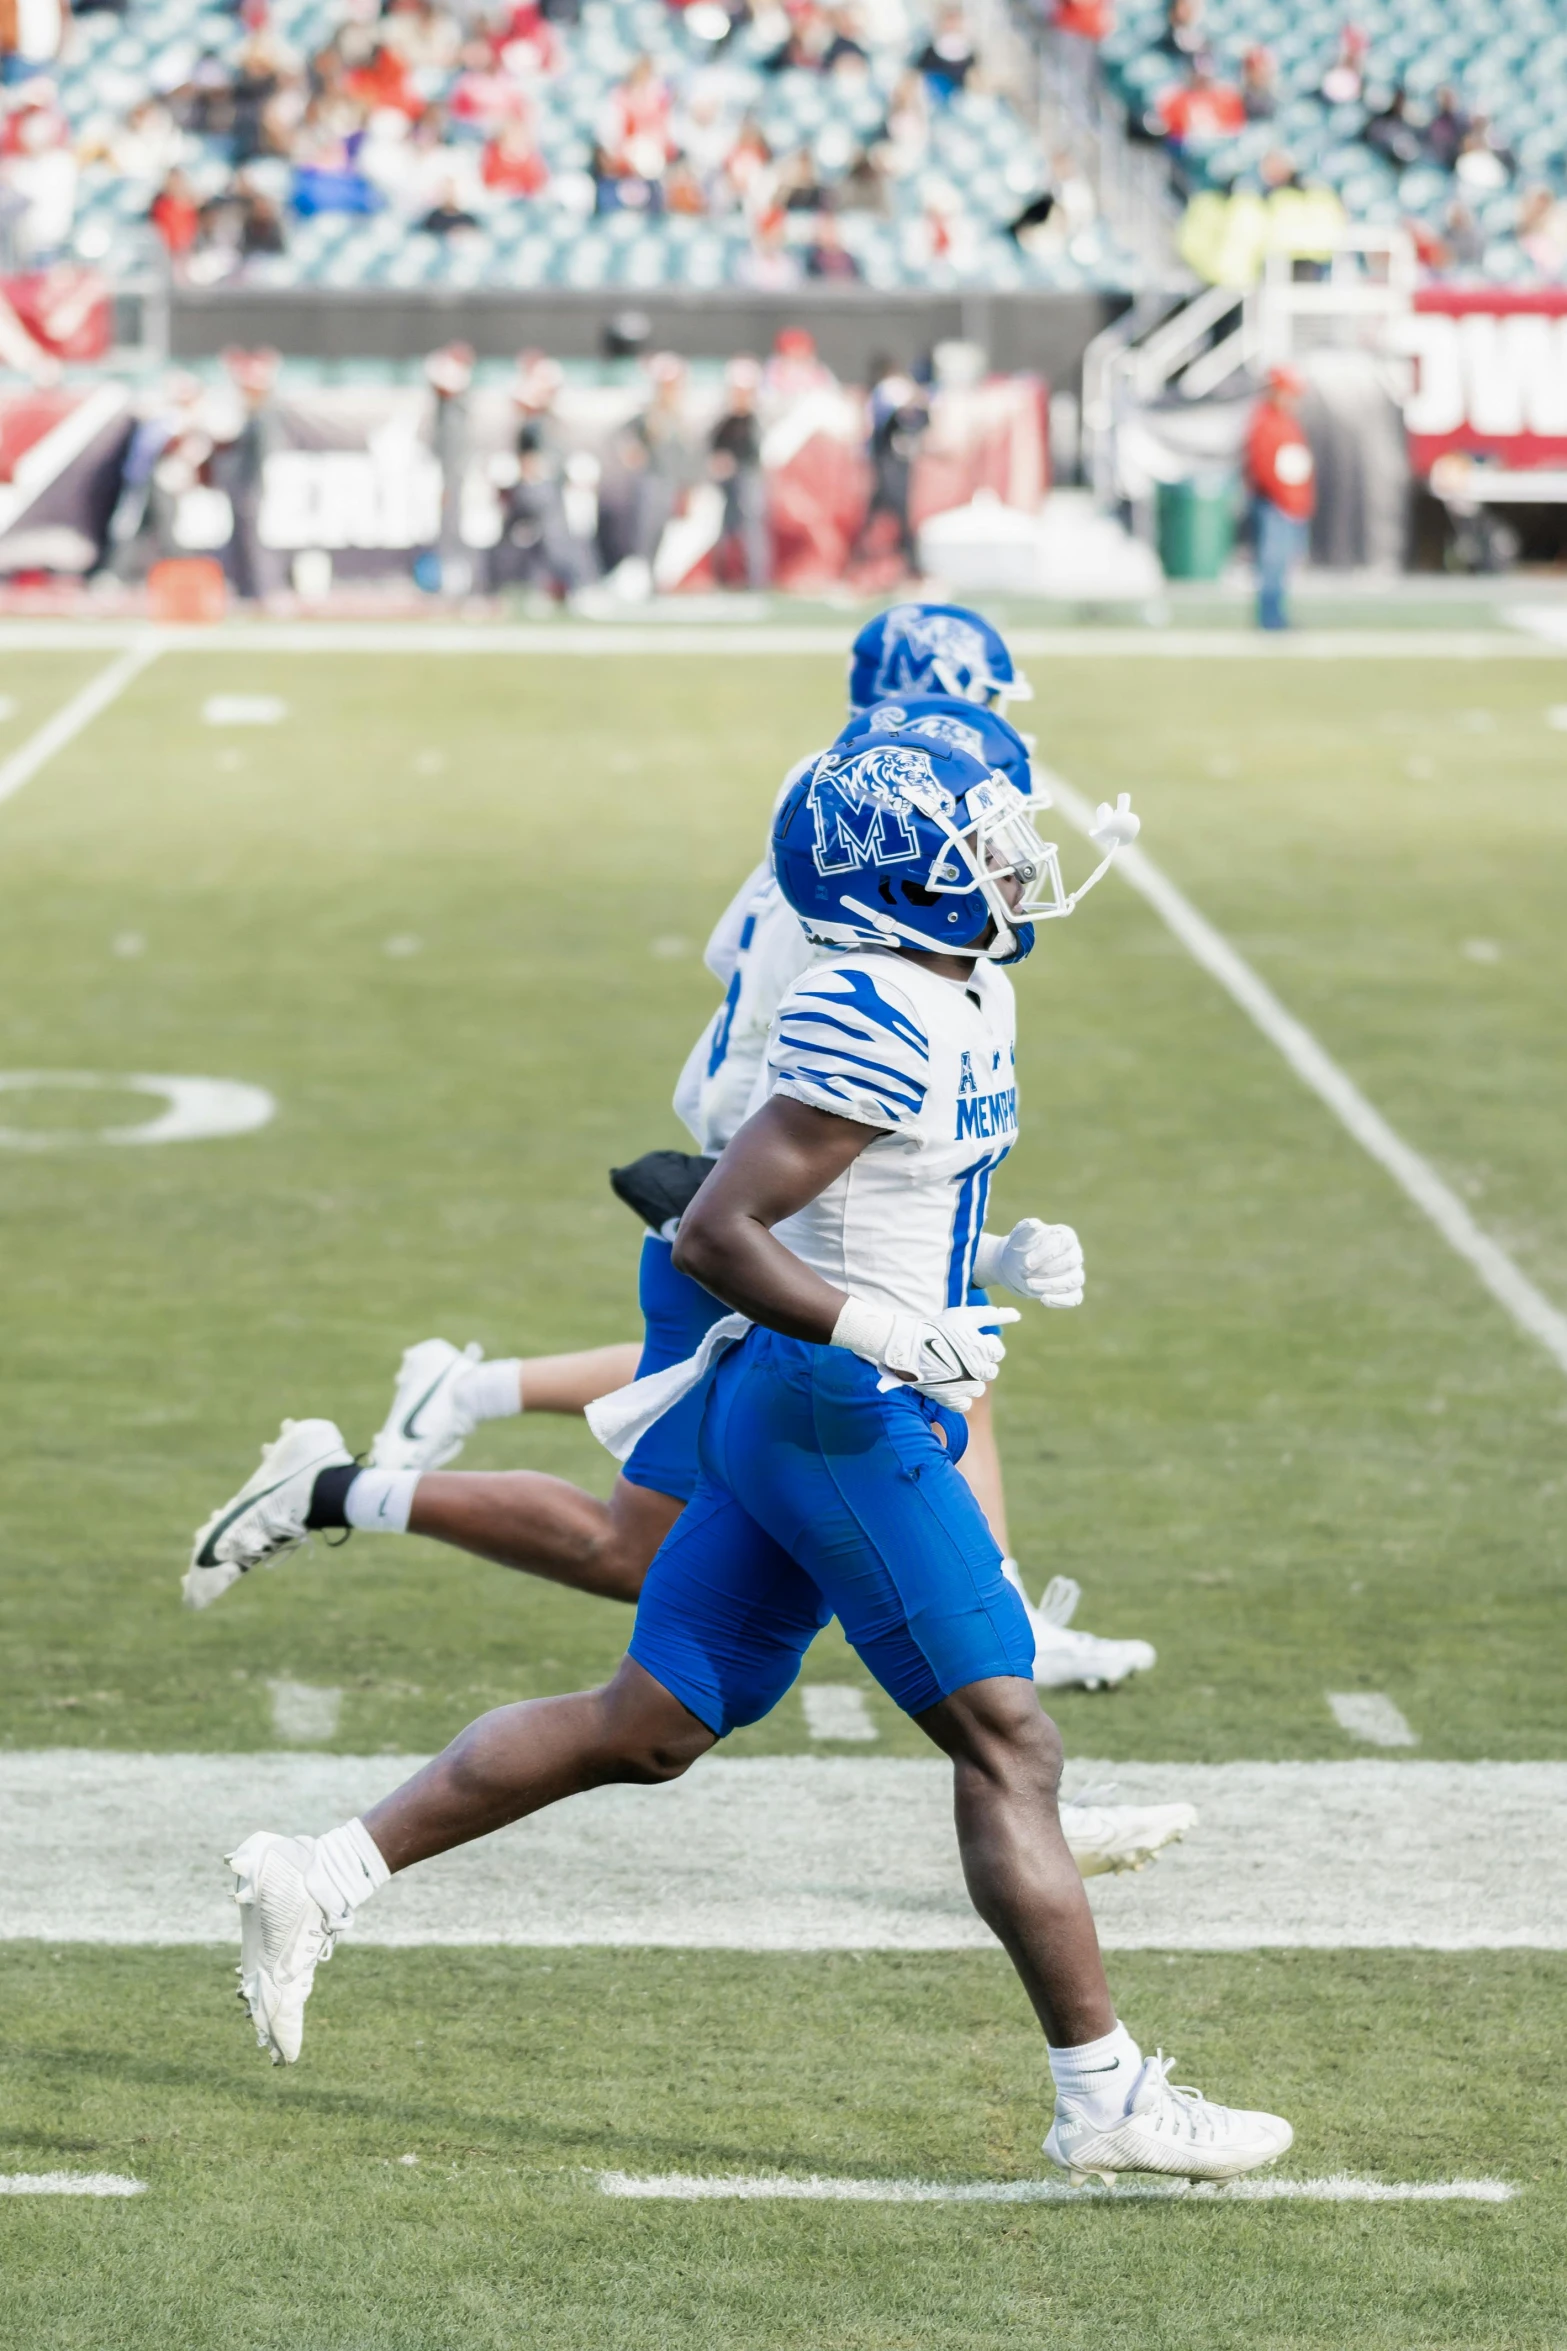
187, 606, 1155, 1699
219, 730, 1292, 2192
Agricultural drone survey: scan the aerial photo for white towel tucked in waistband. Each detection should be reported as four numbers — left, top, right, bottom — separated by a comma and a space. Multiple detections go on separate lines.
584, 1312, 752, 1463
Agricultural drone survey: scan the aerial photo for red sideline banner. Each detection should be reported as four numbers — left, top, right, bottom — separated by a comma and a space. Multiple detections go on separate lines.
1396, 289, 1567, 471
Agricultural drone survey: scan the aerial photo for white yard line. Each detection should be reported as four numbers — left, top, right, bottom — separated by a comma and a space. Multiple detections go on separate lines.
1328, 1693, 1418, 1749
0, 641, 161, 813
1043, 769, 1567, 1382
596, 2169, 1515, 2205
0, 622, 1556, 659
0, 2173, 146, 2197
4, 1754, 1565, 1950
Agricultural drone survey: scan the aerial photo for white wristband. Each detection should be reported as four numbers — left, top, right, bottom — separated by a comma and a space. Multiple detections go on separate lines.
830, 1295, 897, 1363
970, 1230, 1007, 1290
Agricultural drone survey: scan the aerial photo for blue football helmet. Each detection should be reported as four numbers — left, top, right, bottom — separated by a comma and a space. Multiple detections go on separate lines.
834, 694, 1034, 799
773, 730, 1046, 965
847, 603, 1031, 714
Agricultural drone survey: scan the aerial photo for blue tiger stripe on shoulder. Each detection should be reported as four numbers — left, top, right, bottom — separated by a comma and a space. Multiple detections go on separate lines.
791, 966, 929, 1058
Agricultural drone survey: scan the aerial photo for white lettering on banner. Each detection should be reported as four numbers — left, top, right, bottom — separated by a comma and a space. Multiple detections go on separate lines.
1392, 313, 1465, 436
259, 446, 442, 552
1394, 310, 1567, 439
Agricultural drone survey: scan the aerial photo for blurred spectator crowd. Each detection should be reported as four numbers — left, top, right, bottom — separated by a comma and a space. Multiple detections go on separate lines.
97, 327, 952, 599
1081, 0, 1567, 285
0, 0, 1137, 292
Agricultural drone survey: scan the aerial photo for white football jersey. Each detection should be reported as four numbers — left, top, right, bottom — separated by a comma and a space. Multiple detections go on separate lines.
766, 950, 1018, 1318
672, 751, 823, 1155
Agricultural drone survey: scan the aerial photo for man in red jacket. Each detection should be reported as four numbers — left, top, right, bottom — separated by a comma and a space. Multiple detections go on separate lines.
1246, 363, 1315, 630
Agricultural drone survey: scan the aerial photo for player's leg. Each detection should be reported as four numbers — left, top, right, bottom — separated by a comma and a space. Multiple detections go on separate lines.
700, 1337, 1290, 2184
185, 1420, 682, 1610
188, 1235, 719, 1611
366, 1338, 640, 1475
225, 1479, 816, 2062
954, 1384, 1010, 1553
915, 1672, 1109, 2046
364, 1482, 819, 1871
407, 1467, 678, 1602
369, 1235, 716, 1478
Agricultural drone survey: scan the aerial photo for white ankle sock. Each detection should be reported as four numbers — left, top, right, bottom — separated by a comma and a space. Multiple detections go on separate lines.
999, 1556, 1030, 1604
1049, 2022, 1143, 2124
457, 1357, 524, 1421
345, 1468, 419, 1533
305, 1817, 390, 1926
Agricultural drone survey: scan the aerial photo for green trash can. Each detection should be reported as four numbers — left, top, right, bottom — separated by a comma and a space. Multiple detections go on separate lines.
1156, 474, 1237, 581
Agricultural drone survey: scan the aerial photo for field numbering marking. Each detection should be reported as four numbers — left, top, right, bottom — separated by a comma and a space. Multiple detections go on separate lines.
268, 1681, 343, 1743
1043, 770, 1567, 1383
596, 2170, 1515, 2206
202, 695, 286, 726
0, 2173, 147, 2197
802, 1686, 878, 1743
1328, 1693, 1418, 1748
0, 641, 161, 812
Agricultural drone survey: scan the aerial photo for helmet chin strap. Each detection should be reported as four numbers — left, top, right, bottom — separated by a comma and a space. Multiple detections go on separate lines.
838, 893, 1018, 964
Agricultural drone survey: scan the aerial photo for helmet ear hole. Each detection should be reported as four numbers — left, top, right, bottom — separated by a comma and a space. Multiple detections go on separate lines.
901, 880, 938, 907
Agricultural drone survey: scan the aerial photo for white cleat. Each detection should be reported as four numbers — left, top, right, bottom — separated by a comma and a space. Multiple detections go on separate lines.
1060, 1800, 1197, 1878
184, 1418, 352, 1611
1044, 2053, 1294, 2188
368, 1337, 484, 1473
1027, 1574, 1157, 1692
228, 1830, 350, 2065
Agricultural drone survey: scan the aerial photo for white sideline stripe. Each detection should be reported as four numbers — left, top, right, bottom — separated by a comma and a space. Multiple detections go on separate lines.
1329, 1692, 1418, 1749
0, 622, 1557, 659
0, 642, 161, 812
5, 1754, 1567, 1950
595, 2169, 1515, 2206
1044, 769, 1567, 1381
802, 1685, 878, 1742
0, 2173, 146, 2197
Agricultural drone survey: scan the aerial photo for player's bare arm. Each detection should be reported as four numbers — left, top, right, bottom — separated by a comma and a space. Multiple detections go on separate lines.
672, 1093, 873, 1338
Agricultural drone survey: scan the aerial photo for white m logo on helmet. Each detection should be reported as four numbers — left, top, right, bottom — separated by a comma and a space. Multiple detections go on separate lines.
808, 745, 941, 875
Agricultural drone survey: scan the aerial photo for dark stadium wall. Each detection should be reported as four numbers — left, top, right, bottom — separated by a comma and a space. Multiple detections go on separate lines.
168, 287, 1127, 390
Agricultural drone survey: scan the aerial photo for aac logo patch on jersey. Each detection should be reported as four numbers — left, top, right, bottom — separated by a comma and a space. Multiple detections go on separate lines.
808, 744, 950, 877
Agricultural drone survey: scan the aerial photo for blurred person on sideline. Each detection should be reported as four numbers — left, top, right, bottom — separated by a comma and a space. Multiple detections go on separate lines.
851, 352, 926, 577
426, 339, 475, 594
599, 349, 692, 575
763, 324, 833, 402
709, 355, 769, 588
217, 345, 285, 604
494, 353, 596, 599
1246, 363, 1314, 632
104, 372, 207, 580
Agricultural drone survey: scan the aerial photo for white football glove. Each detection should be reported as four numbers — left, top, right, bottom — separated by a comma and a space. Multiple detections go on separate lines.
831, 1297, 1020, 1411
972, 1218, 1085, 1310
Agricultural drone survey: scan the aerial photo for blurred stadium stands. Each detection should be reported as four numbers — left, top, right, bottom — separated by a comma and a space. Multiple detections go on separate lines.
40, 0, 1146, 298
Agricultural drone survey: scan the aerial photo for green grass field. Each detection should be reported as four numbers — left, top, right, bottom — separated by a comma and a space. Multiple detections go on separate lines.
1, 635, 1564, 2347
